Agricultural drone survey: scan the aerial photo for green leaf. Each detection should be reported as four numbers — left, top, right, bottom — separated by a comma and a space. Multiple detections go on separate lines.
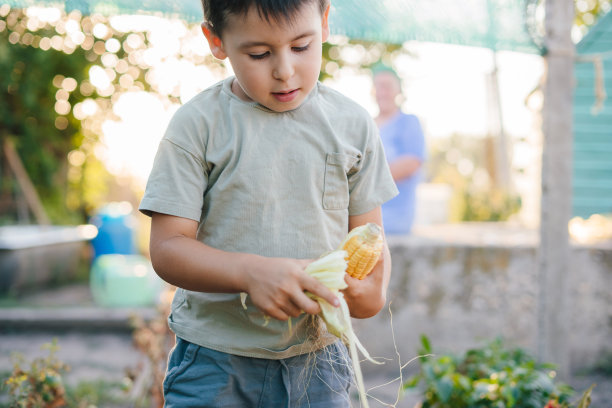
501, 384, 517, 407
434, 376, 454, 403
473, 380, 491, 399
424, 364, 437, 382
456, 374, 471, 391
403, 375, 421, 389
421, 335, 432, 354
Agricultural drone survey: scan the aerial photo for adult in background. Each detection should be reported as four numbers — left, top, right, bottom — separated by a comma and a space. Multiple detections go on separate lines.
373, 65, 426, 235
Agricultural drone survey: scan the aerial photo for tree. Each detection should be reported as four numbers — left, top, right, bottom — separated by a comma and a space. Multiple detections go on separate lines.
0, 9, 100, 223
0, 8, 155, 224
574, 0, 611, 38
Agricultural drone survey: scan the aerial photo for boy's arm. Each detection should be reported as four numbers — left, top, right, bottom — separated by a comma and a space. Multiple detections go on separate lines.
149, 212, 340, 321
342, 207, 391, 319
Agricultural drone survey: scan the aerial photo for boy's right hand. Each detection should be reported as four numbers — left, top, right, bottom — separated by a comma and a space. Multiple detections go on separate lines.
243, 257, 340, 321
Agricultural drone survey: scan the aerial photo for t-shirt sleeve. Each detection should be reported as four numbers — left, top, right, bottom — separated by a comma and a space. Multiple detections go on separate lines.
347, 117, 399, 216
397, 114, 426, 160
139, 132, 208, 222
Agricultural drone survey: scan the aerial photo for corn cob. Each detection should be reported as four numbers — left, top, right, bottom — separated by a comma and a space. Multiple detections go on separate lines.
339, 223, 383, 280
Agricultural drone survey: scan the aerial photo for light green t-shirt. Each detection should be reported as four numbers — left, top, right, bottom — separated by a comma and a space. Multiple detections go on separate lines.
139, 76, 398, 359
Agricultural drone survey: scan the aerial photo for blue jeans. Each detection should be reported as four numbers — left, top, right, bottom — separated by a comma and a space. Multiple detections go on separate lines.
163, 337, 353, 407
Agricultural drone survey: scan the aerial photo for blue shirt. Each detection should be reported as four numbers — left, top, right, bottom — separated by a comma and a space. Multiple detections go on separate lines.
379, 112, 426, 235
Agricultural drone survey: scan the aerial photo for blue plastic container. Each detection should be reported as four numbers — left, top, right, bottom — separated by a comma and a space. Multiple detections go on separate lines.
89, 202, 137, 258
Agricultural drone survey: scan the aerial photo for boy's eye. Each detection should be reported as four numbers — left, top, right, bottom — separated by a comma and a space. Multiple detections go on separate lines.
292, 44, 310, 52
249, 51, 269, 60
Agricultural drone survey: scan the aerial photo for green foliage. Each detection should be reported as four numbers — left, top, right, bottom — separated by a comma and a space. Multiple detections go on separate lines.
2, 12, 85, 223
427, 135, 522, 222
64, 379, 130, 407
574, 0, 611, 38
1, 339, 131, 408
0, 11, 90, 224
458, 189, 522, 222
0, 8, 151, 225
320, 39, 402, 82
404, 336, 579, 408
3, 339, 69, 407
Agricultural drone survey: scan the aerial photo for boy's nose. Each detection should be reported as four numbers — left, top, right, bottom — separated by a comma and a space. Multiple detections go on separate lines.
272, 55, 294, 81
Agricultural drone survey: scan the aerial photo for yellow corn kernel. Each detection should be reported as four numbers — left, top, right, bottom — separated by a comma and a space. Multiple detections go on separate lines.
340, 223, 383, 280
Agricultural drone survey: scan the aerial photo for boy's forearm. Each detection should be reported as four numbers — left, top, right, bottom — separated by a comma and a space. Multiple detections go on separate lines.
150, 234, 253, 293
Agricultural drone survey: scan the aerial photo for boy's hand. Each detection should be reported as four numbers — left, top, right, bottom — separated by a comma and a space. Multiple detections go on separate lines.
244, 257, 340, 321
341, 245, 388, 319
343, 261, 383, 300
342, 208, 391, 319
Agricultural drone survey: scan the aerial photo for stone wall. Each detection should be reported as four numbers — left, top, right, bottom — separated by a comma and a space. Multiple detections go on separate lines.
353, 223, 612, 377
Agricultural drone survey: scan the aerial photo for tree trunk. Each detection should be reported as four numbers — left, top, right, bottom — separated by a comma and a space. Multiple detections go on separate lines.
3, 138, 50, 225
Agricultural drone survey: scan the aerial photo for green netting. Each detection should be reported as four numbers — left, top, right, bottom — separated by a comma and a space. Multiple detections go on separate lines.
4, 0, 542, 53
329, 0, 541, 53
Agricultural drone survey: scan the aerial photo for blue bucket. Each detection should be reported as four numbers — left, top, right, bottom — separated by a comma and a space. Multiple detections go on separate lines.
89, 202, 137, 258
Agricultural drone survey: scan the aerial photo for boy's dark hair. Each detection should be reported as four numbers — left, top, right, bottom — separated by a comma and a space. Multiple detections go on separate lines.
202, 0, 329, 37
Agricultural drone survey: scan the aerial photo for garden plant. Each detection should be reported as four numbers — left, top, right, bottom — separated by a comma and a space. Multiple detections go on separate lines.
404, 335, 595, 408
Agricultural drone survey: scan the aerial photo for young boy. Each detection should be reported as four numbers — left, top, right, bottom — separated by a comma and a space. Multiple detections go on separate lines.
139, 0, 398, 406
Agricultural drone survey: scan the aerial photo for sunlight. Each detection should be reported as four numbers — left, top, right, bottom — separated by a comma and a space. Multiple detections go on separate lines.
25, 6, 61, 24
88, 65, 113, 94
98, 91, 177, 186
84, 14, 222, 189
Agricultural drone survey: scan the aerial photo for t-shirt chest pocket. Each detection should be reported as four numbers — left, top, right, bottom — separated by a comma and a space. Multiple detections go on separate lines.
322, 152, 359, 210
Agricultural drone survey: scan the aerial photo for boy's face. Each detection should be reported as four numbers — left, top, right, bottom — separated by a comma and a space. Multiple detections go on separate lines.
203, 2, 330, 112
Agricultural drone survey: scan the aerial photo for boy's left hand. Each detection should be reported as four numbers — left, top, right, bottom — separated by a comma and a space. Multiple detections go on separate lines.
341, 243, 389, 319
341, 207, 392, 318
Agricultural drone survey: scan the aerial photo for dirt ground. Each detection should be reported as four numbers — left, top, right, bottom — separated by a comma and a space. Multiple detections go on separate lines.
1, 284, 610, 407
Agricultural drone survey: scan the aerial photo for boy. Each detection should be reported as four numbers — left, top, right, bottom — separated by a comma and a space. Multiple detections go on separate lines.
139, 0, 398, 406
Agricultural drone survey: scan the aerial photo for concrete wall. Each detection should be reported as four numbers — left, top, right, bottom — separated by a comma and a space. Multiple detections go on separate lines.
353, 223, 612, 376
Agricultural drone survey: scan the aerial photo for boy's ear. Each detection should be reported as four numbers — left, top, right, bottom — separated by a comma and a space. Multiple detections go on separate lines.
321, 4, 331, 42
201, 22, 227, 59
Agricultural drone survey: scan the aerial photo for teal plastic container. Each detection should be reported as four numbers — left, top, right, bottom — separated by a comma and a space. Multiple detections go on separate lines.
90, 254, 163, 307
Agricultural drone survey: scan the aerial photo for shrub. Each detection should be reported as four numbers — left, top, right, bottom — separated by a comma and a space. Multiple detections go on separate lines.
403, 336, 593, 408
2, 339, 130, 408
3, 339, 68, 408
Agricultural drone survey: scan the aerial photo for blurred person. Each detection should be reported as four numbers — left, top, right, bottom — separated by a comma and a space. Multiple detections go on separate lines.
139, 0, 398, 406
373, 66, 426, 235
